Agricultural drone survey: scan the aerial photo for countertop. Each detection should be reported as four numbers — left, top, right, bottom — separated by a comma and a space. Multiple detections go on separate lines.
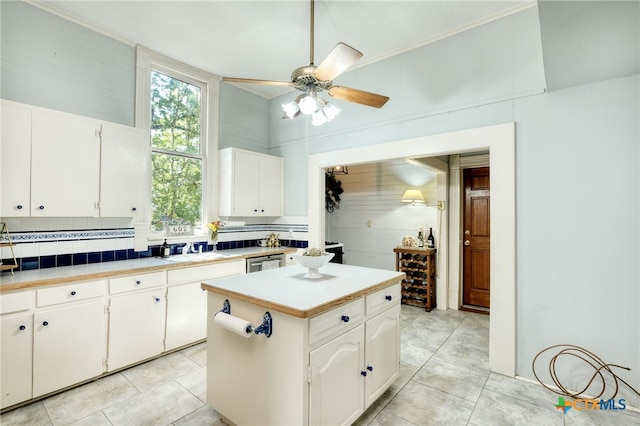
0, 246, 297, 292
201, 262, 405, 318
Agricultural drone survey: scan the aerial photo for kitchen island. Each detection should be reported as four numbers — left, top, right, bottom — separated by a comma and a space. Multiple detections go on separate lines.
201, 262, 405, 426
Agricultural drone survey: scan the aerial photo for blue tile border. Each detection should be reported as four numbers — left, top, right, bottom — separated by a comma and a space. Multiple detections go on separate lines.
1, 224, 310, 273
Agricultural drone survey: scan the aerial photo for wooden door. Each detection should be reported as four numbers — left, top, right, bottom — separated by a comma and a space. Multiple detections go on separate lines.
462, 167, 490, 309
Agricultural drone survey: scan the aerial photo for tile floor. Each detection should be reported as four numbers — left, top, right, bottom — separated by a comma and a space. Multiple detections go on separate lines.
2, 305, 639, 425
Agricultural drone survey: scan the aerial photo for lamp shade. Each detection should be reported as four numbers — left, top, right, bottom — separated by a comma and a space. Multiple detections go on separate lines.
401, 189, 425, 204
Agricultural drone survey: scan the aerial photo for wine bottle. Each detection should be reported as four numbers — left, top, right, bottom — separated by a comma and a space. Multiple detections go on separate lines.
417, 229, 424, 247
161, 239, 170, 258
427, 228, 435, 249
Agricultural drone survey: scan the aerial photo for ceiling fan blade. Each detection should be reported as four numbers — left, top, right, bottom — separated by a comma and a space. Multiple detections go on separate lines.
222, 77, 292, 86
314, 42, 363, 82
328, 86, 389, 108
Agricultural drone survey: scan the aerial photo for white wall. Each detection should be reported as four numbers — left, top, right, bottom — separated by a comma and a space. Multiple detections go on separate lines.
269, 5, 640, 407
326, 161, 438, 270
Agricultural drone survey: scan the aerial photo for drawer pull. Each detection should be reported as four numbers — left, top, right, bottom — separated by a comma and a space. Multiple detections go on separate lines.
341, 315, 350, 323
136, 280, 142, 285
38, 205, 45, 210
42, 321, 49, 326
154, 297, 161, 303
360, 370, 367, 377
367, 365, 373, 372
385, 295, 393, 301
70, 291, 77, 296
132, 207, 137, 211
16, 204, 23, 210
19, 325, 26, 331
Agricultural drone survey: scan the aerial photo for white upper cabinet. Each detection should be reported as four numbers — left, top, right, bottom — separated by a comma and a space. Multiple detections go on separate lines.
99, 123, 148, 218
0, 100, 148, 218
0, 102, 31, 217
31, 110, 101, 217
218, 147, 283, 217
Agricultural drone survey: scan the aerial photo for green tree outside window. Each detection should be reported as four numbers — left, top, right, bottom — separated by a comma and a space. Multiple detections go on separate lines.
150, 71, 203, 231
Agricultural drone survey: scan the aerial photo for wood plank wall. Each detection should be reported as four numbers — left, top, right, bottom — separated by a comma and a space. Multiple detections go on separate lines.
326, 159, 440, 270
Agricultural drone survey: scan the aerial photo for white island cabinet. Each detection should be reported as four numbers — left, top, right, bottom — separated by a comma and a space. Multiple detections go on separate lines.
202, 263, 404, 426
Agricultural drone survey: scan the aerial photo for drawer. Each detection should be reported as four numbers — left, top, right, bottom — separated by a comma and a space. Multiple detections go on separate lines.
167, 260, 245, 284
366, 283, 401, 317
309, 298, 364, 346
37, 280, 106, 307
0, 291, 33, 314
109, 271, 166, 295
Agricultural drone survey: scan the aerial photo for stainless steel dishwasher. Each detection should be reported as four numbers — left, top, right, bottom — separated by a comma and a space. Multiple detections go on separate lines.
246, 253, 286, 273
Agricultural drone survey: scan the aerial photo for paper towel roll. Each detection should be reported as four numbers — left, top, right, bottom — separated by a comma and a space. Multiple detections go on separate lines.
214, 312, 254, 338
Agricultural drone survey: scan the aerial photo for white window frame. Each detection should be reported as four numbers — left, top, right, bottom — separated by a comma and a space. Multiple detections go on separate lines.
135, 46, 220, 243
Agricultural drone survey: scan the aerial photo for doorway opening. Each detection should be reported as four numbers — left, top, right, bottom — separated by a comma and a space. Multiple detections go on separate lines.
307, 123, 515, 376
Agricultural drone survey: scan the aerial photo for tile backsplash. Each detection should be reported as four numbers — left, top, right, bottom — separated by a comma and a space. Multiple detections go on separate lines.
1, 219, 308, 272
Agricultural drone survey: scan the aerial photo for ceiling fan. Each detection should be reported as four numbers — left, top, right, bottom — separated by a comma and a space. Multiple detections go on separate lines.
222, 0, 390, 125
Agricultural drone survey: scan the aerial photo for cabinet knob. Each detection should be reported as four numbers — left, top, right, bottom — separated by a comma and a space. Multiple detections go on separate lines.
42, 321, 49, 326
385, 295, 392, 301
38, 205, 45, 210
261, 209, 264, 213
367, 365, 373, 372
136, 280, 142, 285
341, 315, 350, 323
154, 297, 161, 303
70, 291, 77, 296
132, 207, 137, 211
360, 371, 367, 377
254, 209, 258, 212
19, 325, 26, 331
16, 204, 23, 210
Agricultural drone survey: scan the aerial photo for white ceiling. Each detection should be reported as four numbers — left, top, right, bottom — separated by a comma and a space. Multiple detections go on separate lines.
40, 0, 534, 98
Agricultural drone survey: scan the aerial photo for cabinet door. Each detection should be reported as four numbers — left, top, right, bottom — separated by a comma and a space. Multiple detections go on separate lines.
31, 110, 100, 217
364, 304, 400, 408
257, 155, 283, 216
232, 150, 260, 216
33, 300, 106, 397
107, 289, 166, 371
165, 282, 207, 351
100, 123, 149, 218
0, 102, 31, 217
309, 325, 364, 426
0, 314, 33, 408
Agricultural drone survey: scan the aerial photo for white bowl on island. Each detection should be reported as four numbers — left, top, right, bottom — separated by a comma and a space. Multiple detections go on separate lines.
292, 253, 335, 279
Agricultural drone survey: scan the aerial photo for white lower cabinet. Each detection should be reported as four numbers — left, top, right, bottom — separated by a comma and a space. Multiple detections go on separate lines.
364, 303, 401, 406
107, 289, 166, 371
309, 325, 365, 426
165, 282, 207, 350
165, 260, 245, 351
308, 299, 400, 425
32, 299, 106, 397
0, 313, 33, 408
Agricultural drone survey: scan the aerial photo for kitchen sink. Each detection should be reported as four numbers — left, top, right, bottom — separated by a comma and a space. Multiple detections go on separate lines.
163, 252, 227, 263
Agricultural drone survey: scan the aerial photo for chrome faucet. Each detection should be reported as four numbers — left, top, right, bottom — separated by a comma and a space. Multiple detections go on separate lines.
182, 242, 193, 255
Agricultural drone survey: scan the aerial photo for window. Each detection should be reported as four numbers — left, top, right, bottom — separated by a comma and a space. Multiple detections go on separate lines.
136, 46, 218, 238
150, 70, 204, 231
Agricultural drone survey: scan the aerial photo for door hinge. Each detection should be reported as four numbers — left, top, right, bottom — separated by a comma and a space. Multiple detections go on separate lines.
307, 366, 312, 383
103, 358, 108, 370
95, 126, 103, 139
104, 304, 110, 314
94, 201, 101, 210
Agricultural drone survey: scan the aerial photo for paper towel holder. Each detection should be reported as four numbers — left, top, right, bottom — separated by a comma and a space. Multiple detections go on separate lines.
220, 299, 231, 315
218, 299, 272, 338
251, 312, 273, 338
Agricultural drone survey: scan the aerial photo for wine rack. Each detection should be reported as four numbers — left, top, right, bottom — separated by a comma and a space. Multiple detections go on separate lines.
393, 247, 436, 311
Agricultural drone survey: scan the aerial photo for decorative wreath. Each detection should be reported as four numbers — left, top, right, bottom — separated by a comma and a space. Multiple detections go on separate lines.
325, 174, 344, 213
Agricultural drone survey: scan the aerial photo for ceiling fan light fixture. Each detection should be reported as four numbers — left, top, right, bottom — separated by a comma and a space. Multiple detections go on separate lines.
298, 88, 319, 115
311, 109, 328, 126
282, 101, 300, 119
322, 101, 340, 121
